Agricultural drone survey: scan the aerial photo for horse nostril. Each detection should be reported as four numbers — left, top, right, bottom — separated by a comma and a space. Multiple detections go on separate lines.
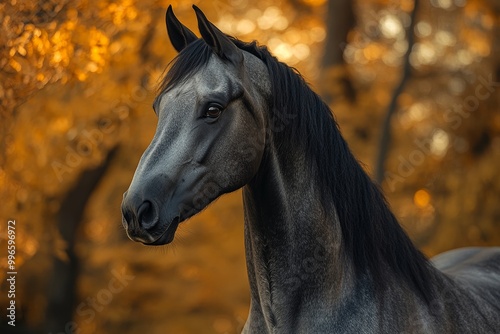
137, 200, 159, 230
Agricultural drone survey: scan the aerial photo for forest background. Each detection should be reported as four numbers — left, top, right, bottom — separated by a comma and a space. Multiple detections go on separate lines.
1, 0, 499, 333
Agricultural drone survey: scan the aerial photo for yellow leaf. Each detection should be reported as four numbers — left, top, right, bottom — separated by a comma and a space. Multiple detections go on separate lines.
414, 189, 431, 209
9, 59, 21, 72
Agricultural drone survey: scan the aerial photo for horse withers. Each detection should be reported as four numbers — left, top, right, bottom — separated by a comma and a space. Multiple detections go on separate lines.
122, 6, 500, 333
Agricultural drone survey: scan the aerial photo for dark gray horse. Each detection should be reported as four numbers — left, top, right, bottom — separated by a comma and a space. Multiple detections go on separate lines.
121, 6, 500, 333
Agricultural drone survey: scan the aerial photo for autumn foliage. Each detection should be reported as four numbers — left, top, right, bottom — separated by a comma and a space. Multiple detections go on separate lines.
0, 0, 499, 333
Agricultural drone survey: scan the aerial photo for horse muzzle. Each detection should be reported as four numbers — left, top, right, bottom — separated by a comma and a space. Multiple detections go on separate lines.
121, 192, 180, 245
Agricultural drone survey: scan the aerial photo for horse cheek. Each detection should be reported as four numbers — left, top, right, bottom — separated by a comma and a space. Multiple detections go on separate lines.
241, 145, 258, 164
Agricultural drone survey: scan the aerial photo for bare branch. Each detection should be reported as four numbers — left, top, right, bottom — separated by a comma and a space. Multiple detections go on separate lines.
374, 0, 420, 184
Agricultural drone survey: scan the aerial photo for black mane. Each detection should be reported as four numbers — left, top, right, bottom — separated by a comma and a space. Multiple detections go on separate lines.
157, 37, 436, 303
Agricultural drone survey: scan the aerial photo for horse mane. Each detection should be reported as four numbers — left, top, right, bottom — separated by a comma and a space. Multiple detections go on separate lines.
157, 38, 436, 303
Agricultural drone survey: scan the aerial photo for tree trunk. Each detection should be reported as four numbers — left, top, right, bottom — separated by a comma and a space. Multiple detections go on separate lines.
374, 0, 419, 184
44, 147, 118, 333
320, 0, 356, 103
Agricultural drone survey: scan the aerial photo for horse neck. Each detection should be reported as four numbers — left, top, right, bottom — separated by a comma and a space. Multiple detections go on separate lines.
242, 139, 355, 316
241, 120, 443, 327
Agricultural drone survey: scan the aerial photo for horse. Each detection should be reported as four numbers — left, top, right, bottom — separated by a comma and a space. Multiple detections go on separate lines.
121, 5, 500, 333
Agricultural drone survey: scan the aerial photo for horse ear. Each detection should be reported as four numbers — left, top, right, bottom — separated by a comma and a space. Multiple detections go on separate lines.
166, 5, 197, 53
192, 5, 243, 64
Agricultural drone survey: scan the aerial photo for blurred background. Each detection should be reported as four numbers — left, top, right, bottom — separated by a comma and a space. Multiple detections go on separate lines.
0, 0, 499, 333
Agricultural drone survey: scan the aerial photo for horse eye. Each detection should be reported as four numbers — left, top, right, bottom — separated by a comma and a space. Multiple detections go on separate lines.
205, 105, 222, 119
